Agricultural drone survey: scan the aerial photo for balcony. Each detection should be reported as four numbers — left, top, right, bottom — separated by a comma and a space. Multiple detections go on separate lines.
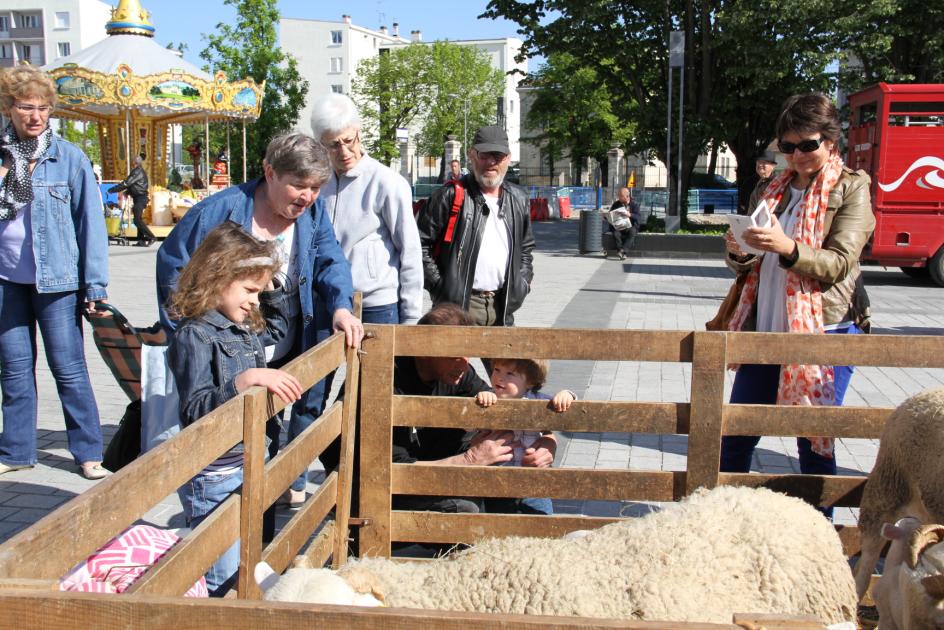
9, 26, 42, 39
0, 59, 13, 68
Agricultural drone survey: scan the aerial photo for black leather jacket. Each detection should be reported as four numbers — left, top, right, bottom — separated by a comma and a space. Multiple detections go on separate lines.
417, 174, 535, 325
108, 165, 149, 197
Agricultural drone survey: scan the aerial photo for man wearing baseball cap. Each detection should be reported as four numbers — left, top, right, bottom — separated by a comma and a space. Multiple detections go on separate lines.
417, 125, 535, 326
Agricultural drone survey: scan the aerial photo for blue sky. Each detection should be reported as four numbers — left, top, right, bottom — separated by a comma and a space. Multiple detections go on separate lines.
145, 0, 531, 68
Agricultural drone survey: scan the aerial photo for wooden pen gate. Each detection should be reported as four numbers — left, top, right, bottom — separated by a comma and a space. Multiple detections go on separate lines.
0, 323, 941, 628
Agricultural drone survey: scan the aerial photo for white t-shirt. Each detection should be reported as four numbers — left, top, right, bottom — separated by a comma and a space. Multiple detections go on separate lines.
472, 194, 510, 292
755, 187, 804, 333
253, 222, 300, 362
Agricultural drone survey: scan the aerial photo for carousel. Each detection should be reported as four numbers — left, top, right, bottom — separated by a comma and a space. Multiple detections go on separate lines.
42, 0, 264, 236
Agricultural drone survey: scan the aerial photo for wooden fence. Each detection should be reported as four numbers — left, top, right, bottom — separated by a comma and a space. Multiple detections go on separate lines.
0, 323, 941, 628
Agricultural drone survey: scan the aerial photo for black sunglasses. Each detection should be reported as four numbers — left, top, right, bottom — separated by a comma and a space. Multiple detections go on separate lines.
778, 137, 824, 154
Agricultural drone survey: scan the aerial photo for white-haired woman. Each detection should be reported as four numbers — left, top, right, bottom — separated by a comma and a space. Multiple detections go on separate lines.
0, 65, 109, 479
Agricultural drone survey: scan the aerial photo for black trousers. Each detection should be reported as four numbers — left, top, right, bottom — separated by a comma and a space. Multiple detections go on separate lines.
131, 194, 155, 243
610, 224, 637, 253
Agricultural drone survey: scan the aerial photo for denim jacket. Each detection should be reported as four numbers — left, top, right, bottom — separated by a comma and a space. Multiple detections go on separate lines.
29, 135, 108, 300
167, 287, 291, 427
156, 178, 353, 354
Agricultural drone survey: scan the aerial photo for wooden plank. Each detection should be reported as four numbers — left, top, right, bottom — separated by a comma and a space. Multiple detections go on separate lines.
0, 394, 244, 580
300, 520, 337, 570
0, 591, 743, 629
732, 613, 824, 629
126, 495, 239, 597
357, 324, 396, 559
237, 390, 268, 600
717, 473, 867, 509
334, 310, 362, 568
836, 525, 862, 557
261, 473, 339, 575
394, 397, 691, 435
394, 326, 695, 363
724, 404, 890, 439
392, 465, 682, 502
725, 331, 944, 368
391, 511, 622, 544
279, 332, 347, 392
262, 402, 342, 507
686, 332, 727, 494
0, 579, 57, 591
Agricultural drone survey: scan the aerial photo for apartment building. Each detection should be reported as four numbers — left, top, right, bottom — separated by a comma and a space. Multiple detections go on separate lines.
279, 14, 527, 164
0, 0, 110, 68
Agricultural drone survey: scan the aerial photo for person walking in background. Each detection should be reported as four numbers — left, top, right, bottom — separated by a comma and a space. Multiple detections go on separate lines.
755, 150, 778, 192
606, 187, 641, 260
446, 159, 462, 183
720, 93, 874, 518
417, 125, 535, 327
0, 65, 110, 480
167, 222, 302, 595
109, 154, 155, 247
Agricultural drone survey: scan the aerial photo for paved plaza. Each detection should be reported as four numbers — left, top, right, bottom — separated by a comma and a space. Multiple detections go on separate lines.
1, 218, 943, 543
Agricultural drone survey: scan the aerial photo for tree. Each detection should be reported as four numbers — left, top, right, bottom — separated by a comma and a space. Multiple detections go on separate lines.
482, 0, 884, 216
526, 53, 633, 185
199, 0, 308, 180
351, 41, 504, 167
59, 119, 100, 166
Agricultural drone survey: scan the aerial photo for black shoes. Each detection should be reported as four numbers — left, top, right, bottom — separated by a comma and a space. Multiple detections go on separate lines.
134, 239, 154, 247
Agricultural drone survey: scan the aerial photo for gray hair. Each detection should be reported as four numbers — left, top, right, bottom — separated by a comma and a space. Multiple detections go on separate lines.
310, 93, 361, 140
134, 155, 144, 166
263, 132, 331, 184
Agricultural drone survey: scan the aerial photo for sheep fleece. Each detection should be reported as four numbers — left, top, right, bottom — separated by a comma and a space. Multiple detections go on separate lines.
338, 486, 857, 623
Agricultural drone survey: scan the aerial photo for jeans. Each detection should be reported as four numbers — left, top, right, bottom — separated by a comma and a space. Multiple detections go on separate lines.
291, 302, 400, 492
0, 281, 103, 466
484, 497, 554, 515
177, 469, 243, 596
131, 194, 155, 243
719, 324, 861, 518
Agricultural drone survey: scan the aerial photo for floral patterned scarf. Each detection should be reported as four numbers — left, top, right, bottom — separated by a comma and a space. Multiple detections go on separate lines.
0, 121, 51, 220
727, 152, 845, 458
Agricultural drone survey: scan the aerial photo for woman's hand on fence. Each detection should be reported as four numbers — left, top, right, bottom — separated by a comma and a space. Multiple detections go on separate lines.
521, 434, 557, 468
332, 308, 365, 349
235, 368, 303, 403
463, 430, 515, 466
742, 214, 795, 257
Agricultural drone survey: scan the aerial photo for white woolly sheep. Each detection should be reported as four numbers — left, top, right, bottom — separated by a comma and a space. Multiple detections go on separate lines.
855, 386, 944, 601
259, 485, 857, 625
870, 518, 944, 630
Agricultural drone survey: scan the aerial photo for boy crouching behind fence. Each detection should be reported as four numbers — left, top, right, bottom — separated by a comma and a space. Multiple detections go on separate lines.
475, 358, 576, 515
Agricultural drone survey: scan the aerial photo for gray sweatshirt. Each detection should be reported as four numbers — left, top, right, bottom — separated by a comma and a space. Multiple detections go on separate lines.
321, 153, 423, 323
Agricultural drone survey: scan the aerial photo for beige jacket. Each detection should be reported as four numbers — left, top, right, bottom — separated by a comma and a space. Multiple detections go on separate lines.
726, 166, 875, 329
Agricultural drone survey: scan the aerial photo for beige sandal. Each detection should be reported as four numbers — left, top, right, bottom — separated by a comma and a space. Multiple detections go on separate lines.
80, 462, 110, 480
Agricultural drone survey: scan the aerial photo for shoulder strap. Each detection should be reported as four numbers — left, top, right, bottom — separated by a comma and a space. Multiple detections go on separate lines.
433, 180, 464, 258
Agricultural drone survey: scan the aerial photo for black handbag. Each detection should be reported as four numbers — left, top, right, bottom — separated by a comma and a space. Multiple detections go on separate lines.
103, 400, 142, 473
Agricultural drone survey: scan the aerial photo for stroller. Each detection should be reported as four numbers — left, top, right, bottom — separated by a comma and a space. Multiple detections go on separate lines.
84, 303, 166, 471
100, 183, 131, 246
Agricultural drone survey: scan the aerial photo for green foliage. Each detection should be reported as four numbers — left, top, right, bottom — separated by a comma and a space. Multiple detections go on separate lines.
59, 119, 100, 166
351, 41, 504, 164
199, 0, 308, 180
526, 53, 633, 176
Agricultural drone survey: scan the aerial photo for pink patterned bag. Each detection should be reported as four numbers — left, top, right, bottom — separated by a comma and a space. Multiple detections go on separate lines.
60, 524, 208, 597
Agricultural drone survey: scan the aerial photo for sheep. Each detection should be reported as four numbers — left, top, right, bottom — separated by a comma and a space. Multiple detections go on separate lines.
870, 518, 944, 629
259, 485, 857, 625
854, 386, 944, 601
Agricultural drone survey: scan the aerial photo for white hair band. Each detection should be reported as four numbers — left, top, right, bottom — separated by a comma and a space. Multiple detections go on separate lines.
236, 256, 275, 268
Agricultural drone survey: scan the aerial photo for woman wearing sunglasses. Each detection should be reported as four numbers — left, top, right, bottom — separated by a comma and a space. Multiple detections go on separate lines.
720, 92, 875, 515
0, 65, 110, 479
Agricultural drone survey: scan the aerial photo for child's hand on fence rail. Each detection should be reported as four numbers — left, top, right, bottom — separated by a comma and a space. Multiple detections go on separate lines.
476, 391, 498, 407
235, 367, 303, 404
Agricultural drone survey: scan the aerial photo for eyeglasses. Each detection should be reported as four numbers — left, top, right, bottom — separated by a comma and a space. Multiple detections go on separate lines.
13, 103, 52, 115
778, 137, 824, 154
325, 132, 359, 153
474, 150, 508, 162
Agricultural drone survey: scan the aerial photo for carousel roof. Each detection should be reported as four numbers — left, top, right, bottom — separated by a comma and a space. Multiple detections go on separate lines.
41, 0, 263, 123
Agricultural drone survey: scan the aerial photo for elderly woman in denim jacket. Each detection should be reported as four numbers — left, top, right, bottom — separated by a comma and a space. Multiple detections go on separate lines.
0, 65, 109, 480
720, 93, 875, 516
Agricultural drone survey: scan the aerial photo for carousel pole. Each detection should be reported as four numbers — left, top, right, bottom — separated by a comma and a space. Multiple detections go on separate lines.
242, 119, 247, 184
124, 109, 132, 174
204, 115, 210, 190
226, 122, 231, 186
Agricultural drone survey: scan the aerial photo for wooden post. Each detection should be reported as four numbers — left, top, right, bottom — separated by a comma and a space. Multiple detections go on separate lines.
357, 324, 395, 558
237, 390, 268, 599
332, 305, 362, 567
686, 331, 727, 495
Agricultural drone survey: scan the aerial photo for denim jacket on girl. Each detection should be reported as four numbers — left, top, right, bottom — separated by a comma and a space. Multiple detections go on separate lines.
168, 286, 291, 427
28, 136, 108, 300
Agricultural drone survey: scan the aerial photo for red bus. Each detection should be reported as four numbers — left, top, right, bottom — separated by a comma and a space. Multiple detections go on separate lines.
846, 83, 944, 284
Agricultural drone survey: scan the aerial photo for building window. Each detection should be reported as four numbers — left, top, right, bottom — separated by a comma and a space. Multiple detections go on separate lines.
57, 42, 71, 58
54, 12, 69, 29
0, 17, 9, 32
21, 44, 33, 61
329, 57, 343, 73
330, 30, 342, 45
18, 14, 39, 29
331, 84, 343, 94
0, 44, 11, 59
